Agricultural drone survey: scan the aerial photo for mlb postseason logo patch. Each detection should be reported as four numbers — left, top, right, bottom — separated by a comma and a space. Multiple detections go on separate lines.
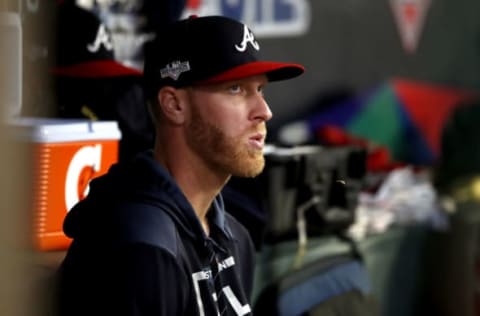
160, 61, 191, 80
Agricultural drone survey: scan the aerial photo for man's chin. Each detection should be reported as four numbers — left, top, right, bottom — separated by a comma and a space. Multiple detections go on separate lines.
232, 157, 265, 178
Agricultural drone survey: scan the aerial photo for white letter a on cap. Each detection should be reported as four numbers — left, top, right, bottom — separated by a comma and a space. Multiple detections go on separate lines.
87, 24, 114, 53
235, 24, 260, 52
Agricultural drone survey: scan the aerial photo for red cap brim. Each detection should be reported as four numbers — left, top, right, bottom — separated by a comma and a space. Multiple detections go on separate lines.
51, 60, 142, 78
197, 61, 304, 85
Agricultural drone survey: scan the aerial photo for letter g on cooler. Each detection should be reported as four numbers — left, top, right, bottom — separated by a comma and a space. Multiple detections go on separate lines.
64, 144, 102, 211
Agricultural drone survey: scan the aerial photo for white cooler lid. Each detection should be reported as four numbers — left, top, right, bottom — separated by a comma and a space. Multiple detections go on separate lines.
8, 117, 122, 143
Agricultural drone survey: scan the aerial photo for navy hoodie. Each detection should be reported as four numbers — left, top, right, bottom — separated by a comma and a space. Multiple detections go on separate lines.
57, 151, 256, 316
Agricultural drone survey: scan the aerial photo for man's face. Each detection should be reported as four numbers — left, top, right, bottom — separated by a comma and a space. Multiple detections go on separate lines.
184, 74, 272, 178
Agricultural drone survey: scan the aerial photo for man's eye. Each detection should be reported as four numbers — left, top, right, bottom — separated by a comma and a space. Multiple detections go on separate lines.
258, 85, 265, 95
229, 85, 241, 93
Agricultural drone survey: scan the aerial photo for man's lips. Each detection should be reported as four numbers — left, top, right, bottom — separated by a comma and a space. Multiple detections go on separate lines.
248, 132, 266, 149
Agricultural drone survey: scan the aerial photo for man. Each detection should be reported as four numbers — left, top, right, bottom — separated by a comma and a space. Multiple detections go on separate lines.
57, 15, 304, 316
36, 3, 155, 162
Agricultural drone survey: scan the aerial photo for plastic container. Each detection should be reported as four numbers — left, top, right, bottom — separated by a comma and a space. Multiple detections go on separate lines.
9, 118, 121, 251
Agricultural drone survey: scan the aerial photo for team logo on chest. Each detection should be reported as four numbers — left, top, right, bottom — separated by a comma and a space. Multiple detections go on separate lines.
191, 256, 251, 316
235, 24, 260, 52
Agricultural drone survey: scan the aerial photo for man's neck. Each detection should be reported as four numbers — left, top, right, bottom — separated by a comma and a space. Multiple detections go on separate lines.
154, 137, 230, 234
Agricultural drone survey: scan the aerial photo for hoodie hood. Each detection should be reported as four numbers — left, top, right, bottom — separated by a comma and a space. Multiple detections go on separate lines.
63, 150, 233, 244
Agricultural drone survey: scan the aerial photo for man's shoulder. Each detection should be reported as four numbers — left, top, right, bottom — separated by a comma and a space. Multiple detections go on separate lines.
114, 201, 179, 257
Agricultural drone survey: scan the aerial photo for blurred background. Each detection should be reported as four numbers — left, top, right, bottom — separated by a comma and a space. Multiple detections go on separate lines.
2, 0, 480, 315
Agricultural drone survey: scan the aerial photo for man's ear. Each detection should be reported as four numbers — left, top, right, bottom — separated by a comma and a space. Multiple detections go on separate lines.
158, 86, 186, 124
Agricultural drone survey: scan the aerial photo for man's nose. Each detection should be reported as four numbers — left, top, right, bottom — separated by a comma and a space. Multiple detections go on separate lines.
252, 95, 273, 122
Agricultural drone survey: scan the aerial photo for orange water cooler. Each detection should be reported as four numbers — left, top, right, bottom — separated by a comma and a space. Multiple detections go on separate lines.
10, 118, 121, 251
